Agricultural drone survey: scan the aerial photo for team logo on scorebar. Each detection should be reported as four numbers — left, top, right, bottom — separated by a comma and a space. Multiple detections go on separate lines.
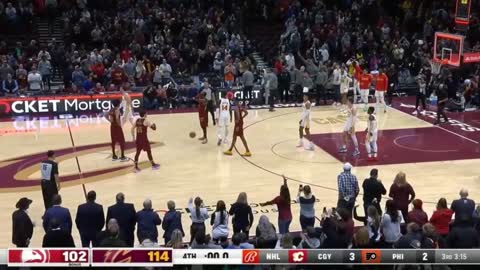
21, 249, 50, 263
103, 250, 133, 263
288, 250, 307, 263
361, 250, 381, 263
242, 250, 259, 264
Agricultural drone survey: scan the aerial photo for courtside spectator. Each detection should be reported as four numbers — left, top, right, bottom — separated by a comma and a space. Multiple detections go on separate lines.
430, 198, 453, 239
165, 229, 187, 249
362, 168, 386, 215
226, 233, 242, 249
276, 233, 295, 249
381, 199, 405, 247
408, 199, 428, 227
106, 193, 136, 247
75, 191, 105, 247
210, 200, 229, 244
190, 228, 222, 249
43, 195, 72, 234
162, 200, 184, 245
239, 233, 254, 249
2, 73, 18, 96
42, 219, 75, 248
299, 227, 321, 249
255, 215, 278, 248
422, 223, 440, 248
187, 197, 209, 244
12, 197, 34, 247
27, 65, 42, 92
354, 205, 382, 243
451, 188, 476, 222
99, 219, 127, 247
260, 176, 292, 234
320, 209, 350, 248
389, 172, 415, 222
229, 192, 254, 236
337, 162, 359, 213
136, 199, 162, 244
394, 223, 422, 248
38, 56, 52, 91
353, 227, 373, 248
297, 185, 316, 231
447, 215, 479, 248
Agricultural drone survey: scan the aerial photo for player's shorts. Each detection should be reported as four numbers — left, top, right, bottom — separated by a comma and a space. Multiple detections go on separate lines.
218, 115, 230, 127
234, 124, 244, 136
340, 86, 349, 94
110, 125, 125, 145
136, 140, 151, 152
360, 89, 369, 96
375, 90, 385, 99
300, 118, 310, 128
122, 110, 134, 125
343, 120, 354, 133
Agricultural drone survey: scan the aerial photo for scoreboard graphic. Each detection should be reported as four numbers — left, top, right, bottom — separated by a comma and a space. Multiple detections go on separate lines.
3, 248, 480, 266
455, 0, 471, 26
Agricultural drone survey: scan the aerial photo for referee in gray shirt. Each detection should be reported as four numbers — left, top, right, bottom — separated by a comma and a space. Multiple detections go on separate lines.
201, 81, 216, 125
40, 150, 60, 210
242, 68, 254, 103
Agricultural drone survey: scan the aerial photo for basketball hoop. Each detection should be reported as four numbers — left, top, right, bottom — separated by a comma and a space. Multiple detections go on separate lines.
431, 59, 444, 76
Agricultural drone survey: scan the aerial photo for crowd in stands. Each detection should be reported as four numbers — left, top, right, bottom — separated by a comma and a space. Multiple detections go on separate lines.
12, 163, 480, 269
0, 0, 259, 104
273, 0, 480, 110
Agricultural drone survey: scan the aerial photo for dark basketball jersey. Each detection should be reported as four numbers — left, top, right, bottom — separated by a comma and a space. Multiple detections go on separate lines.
135, 118, 150, 150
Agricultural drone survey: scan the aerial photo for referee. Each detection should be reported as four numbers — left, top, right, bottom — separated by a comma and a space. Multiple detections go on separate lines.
40, 150, 60, 210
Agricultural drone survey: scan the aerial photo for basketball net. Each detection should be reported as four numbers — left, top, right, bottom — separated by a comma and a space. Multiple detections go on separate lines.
430, 59, 446, 76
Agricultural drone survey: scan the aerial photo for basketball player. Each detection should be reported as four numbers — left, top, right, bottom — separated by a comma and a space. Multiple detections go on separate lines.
339, 66, 352, 109
120, 84, 135, 126
374, 69, 388, 113
359, 68, 373, 110
365, 106, 378, 161
216, 91, 233, 146
297, 94, 314, 150
224, 99, 251, 156
105, 100, 127, 161
339, 99, 360, 156
131, 111, 160, 172
197, 92, 208, 144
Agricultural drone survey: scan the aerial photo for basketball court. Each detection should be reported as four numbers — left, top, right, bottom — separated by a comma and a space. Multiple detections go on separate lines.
1, 98, 480, 247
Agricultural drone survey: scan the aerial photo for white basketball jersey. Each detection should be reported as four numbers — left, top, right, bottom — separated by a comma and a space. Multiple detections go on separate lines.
301, 101, 311, 120
219, 98, 230, 117
367, 114, 378, 134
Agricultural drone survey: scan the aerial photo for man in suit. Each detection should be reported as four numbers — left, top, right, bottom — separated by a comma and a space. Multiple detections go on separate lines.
75, 190, 105, 247
136, 199, 162, 244
42, 195, 72, 234
12, 197, 34, 247
162, 200, 184, 244
106, 193, 136, 247
42, 218, 75, 247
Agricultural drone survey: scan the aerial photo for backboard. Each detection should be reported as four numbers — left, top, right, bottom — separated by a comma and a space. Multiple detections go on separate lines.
433, 32, 464, 67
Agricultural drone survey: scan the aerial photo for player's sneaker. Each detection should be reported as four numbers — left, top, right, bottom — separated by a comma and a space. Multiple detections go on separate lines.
242, 151, 252, 157
412, 110, 418, 115
296, 140, 304, 148
217, 138, 222, 146
112, 155, 118, 161
224, 150, 233, 155
420, 110, 426, 115
352, 149, 360, 156
119, 157, 129, 162
152, 163, 161, 170
305, 143, 314, 151
134, 167, 141, 173
338, 147, 347, 153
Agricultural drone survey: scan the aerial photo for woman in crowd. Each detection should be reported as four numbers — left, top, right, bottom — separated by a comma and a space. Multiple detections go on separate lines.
297, 185, 316, 231
255, 215, 278, 248
187, 197, 209, 244
352, 226, 374, 248
210, 200, 229, 244
299, 227, 321, 249
429, 198, 453, 240
229, 192, 254, 236
389, 172, 415, 222
381, 199, 405, 247
408, 199, 428, 226
353, 205, 382, 243
166, 229, 187, 249
337, 208, 355, 243
260, 176, 292, 234
190, 228, 222, 249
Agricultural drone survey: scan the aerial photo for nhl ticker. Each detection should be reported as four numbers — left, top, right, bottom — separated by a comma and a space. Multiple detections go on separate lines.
3, 248, 480, 266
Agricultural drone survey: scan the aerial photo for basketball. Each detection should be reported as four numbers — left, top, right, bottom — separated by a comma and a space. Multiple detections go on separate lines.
189, 131, 196, 138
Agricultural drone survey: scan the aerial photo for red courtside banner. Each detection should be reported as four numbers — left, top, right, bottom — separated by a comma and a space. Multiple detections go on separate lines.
463, 52, 480, 63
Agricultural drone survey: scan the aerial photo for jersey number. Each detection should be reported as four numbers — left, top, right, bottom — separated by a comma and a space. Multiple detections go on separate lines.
222, 105, 228, 110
